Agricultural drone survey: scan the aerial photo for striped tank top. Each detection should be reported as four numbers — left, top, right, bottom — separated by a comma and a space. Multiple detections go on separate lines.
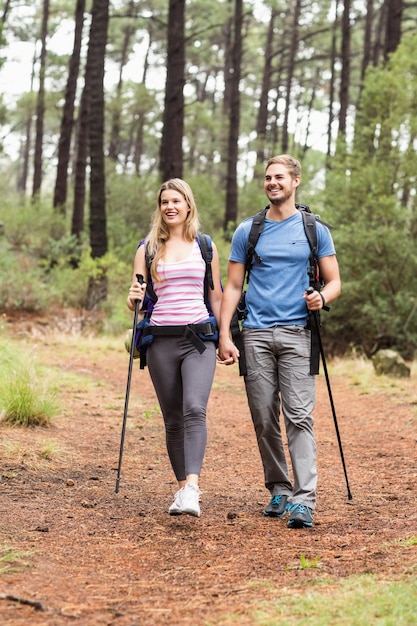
150, 240, 209, 326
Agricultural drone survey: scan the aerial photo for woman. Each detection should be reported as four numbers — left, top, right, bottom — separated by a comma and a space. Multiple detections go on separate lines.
127, 179, 223, 517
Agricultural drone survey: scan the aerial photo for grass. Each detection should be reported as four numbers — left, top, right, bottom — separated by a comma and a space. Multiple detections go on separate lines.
330, 354, 417, 395
0, 338, 60, 426
285, 554, 323, 571
1, 439, 64, 469
384, 536, 417, 548
208, 574, 417, 625
143, 405, 161, 420
0, 544, 33, 575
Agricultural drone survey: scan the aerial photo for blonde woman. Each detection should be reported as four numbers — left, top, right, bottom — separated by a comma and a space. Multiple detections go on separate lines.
127, 179, 223, 517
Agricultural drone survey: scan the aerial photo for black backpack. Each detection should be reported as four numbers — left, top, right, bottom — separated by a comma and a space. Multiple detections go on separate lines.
230, 204, 331, 376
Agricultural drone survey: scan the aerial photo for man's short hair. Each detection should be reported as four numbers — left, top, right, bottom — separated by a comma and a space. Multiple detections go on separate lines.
265, 154, 301, 179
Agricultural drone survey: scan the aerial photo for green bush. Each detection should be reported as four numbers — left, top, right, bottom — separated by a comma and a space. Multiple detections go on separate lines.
0, 338, 60, 427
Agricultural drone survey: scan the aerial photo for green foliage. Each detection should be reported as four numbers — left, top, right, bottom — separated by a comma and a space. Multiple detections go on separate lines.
0, 197, 133, 316
2, 26, 417, 355
286, 554, 323, 570
324, 32, 417, 357
0, 339, 60, 427
0, 268, 47, 312
105, 170, 159, 253
184, 173, 226, 232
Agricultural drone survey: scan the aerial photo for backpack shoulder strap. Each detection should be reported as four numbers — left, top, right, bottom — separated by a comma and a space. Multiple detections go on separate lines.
297, 203, 332, 296
298, 205, 317, 255
197, 233, 214, 310
141, 239, 158, 305
245, 206, 268, 282
197, 233, 214, 292
297, 205, 320, 292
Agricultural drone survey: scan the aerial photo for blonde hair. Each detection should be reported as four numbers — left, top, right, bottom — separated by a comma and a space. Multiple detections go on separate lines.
147, 178, 200, 282
265, 154, 302, 179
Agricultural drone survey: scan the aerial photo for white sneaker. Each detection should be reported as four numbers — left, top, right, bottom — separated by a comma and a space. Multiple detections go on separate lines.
180, 484, 201, 517
168, 489, 183, 515
168, 484, 201, 517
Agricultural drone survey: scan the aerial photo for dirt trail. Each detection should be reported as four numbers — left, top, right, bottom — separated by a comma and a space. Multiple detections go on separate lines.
1, 321, 417, 625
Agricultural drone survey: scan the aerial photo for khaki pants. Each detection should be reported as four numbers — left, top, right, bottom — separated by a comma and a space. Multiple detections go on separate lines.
243, 326, 317, 509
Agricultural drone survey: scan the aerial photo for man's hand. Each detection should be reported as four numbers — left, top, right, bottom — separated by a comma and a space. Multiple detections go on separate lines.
217, 336, 240, 365
304, 288, 324, 311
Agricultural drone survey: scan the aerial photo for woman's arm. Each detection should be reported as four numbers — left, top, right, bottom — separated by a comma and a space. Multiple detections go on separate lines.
127, 244, 148, 311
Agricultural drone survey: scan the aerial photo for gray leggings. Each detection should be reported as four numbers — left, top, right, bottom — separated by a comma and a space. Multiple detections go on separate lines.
146, 335, 216, 482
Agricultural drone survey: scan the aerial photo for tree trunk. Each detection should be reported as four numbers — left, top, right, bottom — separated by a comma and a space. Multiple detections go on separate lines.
372, 0, 387, 66
71, 80, 89, 240
223, 0, 242, 233
271, 51, 285, 152
1, 0, 11, 23
32, 0, 49, 200
159, 0, 185, 181
86, 0, 109, 310
132, 24, 152, 175
327, 0, 339, 160
282, 0, 301, 153
222, 1, 233, 117
303, 68, 320, 153
361, 0, 373, 83
17, 51, 36, 194
255, 9, 276, 171
108, 2, 136, 162
53, 0, 85, 214
384, 0, 403, 61
338, 0, 351, 136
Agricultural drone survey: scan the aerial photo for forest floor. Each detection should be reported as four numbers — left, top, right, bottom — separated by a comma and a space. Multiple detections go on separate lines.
1, 311, 417, 625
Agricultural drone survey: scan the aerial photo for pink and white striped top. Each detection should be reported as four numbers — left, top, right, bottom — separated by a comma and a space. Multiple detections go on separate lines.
150, 240, 209, 326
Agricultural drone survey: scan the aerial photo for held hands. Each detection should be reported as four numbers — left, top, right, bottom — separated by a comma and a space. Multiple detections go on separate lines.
127, 279, 147, 310
217, 336, 240, 366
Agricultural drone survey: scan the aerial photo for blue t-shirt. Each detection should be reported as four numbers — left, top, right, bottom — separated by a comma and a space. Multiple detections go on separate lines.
229, 211, 336, 327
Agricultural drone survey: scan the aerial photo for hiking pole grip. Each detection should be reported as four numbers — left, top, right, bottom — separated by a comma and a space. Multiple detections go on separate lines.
306, 287, 353, 500
115, 274, 144, 494
306, 286, 330, 311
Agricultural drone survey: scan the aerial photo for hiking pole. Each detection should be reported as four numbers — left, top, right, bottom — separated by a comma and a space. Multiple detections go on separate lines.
307, 288, 353, 500
115, 274, 144, 494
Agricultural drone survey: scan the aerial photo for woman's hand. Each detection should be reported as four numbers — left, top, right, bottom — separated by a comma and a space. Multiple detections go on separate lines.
127, 280, 147, 311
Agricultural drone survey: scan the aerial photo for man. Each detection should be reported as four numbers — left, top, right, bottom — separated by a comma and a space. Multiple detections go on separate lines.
218, 155, 341, 528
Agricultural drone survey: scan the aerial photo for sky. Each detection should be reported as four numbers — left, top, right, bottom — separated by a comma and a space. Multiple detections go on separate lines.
1, 21, 152, 160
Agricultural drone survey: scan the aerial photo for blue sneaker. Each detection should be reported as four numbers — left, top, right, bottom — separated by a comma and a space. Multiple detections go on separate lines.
287, 503, 313, 528
263, 494, 289, 517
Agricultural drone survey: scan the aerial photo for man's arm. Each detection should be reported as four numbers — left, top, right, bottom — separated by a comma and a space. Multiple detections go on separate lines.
218, 261, 246, 365
305, 254, 341, 311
